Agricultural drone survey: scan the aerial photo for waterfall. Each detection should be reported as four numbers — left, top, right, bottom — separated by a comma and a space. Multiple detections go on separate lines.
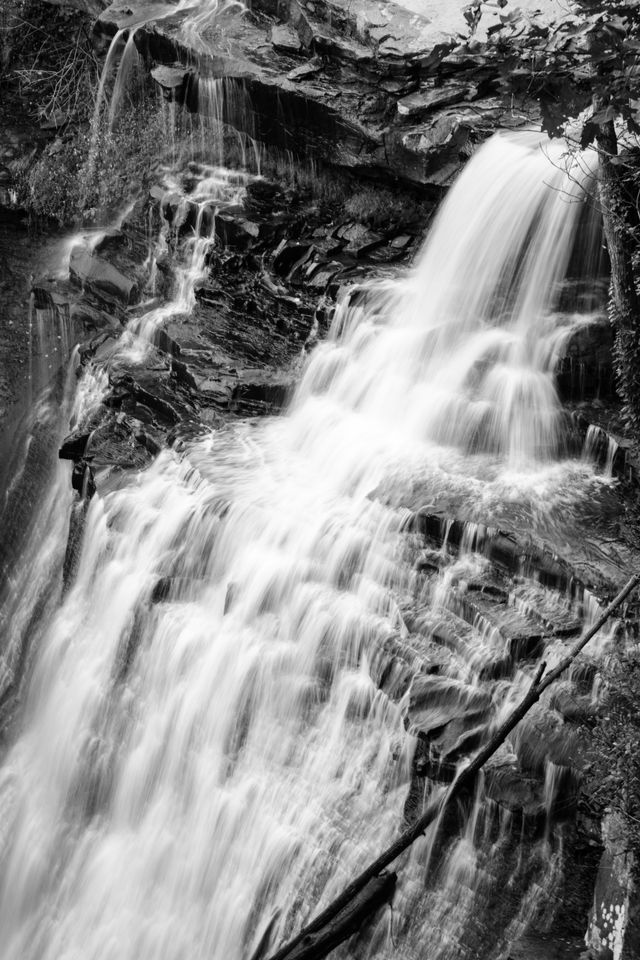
0, 132, 615, 960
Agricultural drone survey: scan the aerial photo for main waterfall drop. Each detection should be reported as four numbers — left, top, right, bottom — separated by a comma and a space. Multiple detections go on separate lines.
0, 133, 612, 960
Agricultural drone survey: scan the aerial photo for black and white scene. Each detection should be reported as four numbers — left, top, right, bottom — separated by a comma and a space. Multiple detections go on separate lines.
1, 0, 640, 958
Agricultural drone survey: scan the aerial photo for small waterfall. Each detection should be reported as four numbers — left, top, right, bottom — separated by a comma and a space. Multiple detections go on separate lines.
126, 162, 253, 350
299, 133, 598, 466
0, 133, 618, 960
583, 423, 621, 478
89, 0, 249, 170
0, 354, 82, 725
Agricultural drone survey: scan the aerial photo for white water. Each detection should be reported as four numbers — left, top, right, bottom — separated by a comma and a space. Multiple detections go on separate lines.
0, 133, 616, 960
122, 162, 252, 361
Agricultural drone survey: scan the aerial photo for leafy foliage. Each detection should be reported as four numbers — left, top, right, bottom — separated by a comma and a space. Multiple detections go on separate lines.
462, 1, 640, 138
587, 650, 640, 874
463, 3, 640, 429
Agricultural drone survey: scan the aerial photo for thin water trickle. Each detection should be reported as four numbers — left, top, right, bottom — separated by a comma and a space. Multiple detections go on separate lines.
123, 163, 252, 355
88, 0, 249, 175
0, 132, 620, 960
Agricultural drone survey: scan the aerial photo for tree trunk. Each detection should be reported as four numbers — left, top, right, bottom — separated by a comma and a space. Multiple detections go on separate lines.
597, 120, 640, 426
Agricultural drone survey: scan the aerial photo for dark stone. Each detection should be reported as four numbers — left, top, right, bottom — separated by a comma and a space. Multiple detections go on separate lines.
151, 577, 199, 603
63, 500, 89, 592
271, 24, 303, 55
550, 687, 599, 723
273, 241, 315, 277
59, 432, 91, 461
69, 246, 138, 306
397, 83, 475, 119
404, 508, 582, 597
95, 0, 525, 187
230, 379, 292, 414
555, 317, 614, 402
484, 765, 546, 824
215, 215, 261, 248
406, 674, 491, 741
336, 222, 384, 257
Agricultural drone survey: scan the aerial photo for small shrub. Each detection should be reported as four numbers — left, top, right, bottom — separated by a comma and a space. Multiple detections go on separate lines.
344, 186, 429, 231
19, 96, 166, 225
587, 650, 640, 874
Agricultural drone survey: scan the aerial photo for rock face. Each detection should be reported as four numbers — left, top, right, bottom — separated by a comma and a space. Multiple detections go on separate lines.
56, 148, 426, 483
94, 0, 534, 186
69, 247, 139, 306
7, 1, 634, 955
585, 814, 640, 960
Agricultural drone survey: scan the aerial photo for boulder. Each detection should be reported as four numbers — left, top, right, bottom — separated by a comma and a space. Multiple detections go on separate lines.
69, 246, 138, 306
271, 24, 303, 55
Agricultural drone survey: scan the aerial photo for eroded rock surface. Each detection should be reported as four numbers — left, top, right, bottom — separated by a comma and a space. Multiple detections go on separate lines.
92, 0, 535, 186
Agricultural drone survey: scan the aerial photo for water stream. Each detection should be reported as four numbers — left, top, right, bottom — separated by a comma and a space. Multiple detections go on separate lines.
0, 132, 618, 960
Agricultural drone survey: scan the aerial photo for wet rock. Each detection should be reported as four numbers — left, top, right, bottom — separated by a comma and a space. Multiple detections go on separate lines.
555, 317, 614, 402
108, 371, 191, 426
397, 83, 475, 119
96, 0, 522, 187
230, 378, 292, 415
550, 685, 599, 723
63, 500, 89, 592
336, 222, 383, 257
515, 708, 582, 778
215, 215, 261, 248
273, 241, 315, 278
59, 431, 91, 461
83, 418, 155, 471
404, 508, 581, 596
151, 64, 192, 102
78, 331, 116, 364
151, 577, 200, 603
406, 674, 491, 741
69, 246, 138, 307
271, 24, 303, 55
287, 59, 323, 81
484, 764, 546, 825
306, 261, 344, 290
71, 460, 96, 499
70, 302, 118, 333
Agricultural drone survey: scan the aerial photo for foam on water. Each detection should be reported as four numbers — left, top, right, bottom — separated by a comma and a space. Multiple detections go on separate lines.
0, 132, 617, 960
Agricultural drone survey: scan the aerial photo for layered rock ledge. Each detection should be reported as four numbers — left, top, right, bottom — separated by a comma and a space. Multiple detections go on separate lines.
94, 0, 535, 186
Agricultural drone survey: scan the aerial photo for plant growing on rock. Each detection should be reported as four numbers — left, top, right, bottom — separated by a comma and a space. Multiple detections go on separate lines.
344, 187, 431, 232
584, 650, 640, 876
18, 95, 166, 226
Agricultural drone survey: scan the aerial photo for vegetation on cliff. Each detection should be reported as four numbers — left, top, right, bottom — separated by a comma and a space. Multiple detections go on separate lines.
466, 0, 640, 431
0, 0, 166, 223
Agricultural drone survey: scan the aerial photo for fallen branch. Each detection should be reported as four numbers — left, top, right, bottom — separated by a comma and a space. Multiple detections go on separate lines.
263, 572, 640, 960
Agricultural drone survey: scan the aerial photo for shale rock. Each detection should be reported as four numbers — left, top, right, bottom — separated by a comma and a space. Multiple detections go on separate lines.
69, 246, 138, 307
95, 0, 533, 186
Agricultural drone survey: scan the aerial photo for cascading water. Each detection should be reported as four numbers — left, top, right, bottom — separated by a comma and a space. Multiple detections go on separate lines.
0, 132, 618, 960
125, 161, 253, 353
